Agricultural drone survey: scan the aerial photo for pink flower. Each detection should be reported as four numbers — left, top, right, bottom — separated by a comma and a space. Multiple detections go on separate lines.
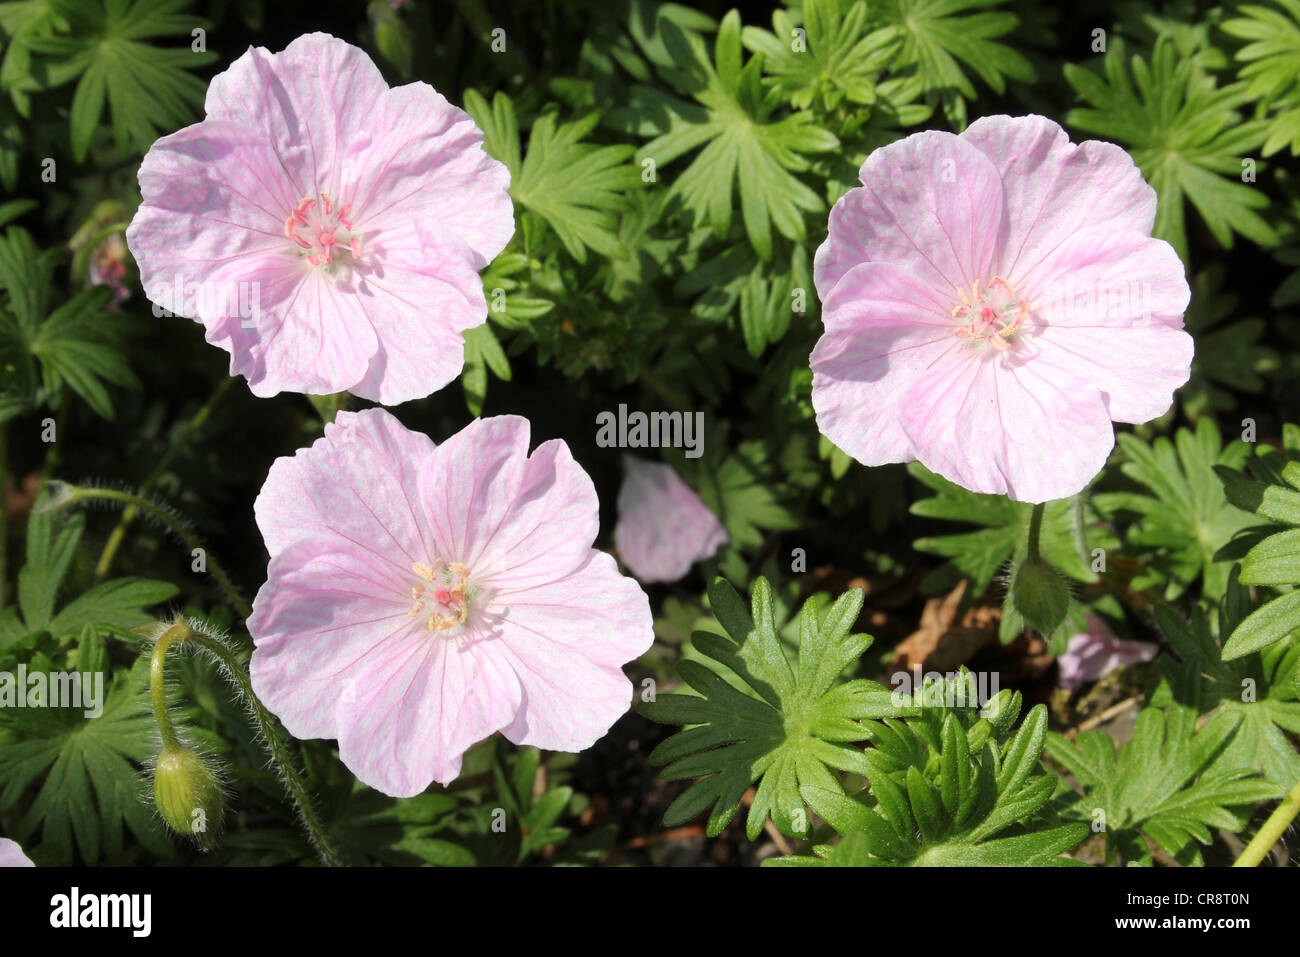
1057, 615, 1156, 693
247, 409, 653, 796
0, 838, 33, 867
812, 114, 1192, 503
126, 33, 512, 404
614, 456, 728, 583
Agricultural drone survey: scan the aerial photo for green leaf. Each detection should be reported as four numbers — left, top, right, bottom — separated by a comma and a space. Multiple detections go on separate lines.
464, 91, 640, 263
1094, 418, 1255, 600
25, 0, 216, 160
741, 0, 900, 112
1048, 660, 1282, 865
627, 11, 838, 260
0, 655, 174, 864
1064, 37, 1277, 260
642, 576, 903, 839
1222, 0, 1300, 156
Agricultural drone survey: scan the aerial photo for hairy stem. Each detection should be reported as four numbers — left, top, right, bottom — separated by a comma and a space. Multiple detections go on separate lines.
149, 619, 189, 753
1233, 776, 1300, 867
188, 631, 343, 867
95, 377, 233, 581
57, 485, 252, 619
1026, 501, 1046, 563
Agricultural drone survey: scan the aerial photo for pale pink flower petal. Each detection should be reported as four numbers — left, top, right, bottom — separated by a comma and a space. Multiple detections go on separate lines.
248, 410, 652, 796
959, 114, 1156, 278
1057, 615, 1156, 693
614, 457, 728, 584
811, 115, 1192, 502
0, 838, 33, 867
814, 130, 1005, 298
127, 32, 513, 403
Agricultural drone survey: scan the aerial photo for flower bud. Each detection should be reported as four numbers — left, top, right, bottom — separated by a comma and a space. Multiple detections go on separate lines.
153, 747, 224, 849
1012, 557, 1069, 636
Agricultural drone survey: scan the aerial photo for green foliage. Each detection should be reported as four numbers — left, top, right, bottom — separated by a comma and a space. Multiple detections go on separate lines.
1047, 660, 1281, 865
1222, 0, 1300, 156
770, 691, 1088, 866
1065, 37, 1277, 259
1094, 418, 1255, 601
16, 0, 216, 161
465, 91, 642, 263
0, 225, 137, 420
641, 576, 903, 839
874, 0, 1033, 125
1150, 576, 1300, 787
1215, 423, 1300, 659
625, 10, 839, 260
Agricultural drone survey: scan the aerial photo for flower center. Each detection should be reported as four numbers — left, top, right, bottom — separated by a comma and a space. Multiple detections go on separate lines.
284, 194, 362, 268
409, 560, 475, 633
951, 277, 1030, 350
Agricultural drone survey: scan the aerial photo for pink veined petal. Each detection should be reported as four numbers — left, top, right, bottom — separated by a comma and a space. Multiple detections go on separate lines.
487, 551, 654, 751
348, 82, 514, 266
255, 408, 437, 562
814, 130, 1005, 300
960, 114, 1157, 280
1014, 227, 1191, 329
345, 222, 488, 405
811, 261, 963, 467
898, 344, 1116, 503
471, 439, 601, 591
614, 457, 727, 584
335, 630, 522, 795
248, 537, 417, 741
0, 838, 34, 867
415, 416, 535, 568
224, 265, 379, 398
127, 120, 303, 325
1033, 320, 1193, 424
203, 34, 392, 201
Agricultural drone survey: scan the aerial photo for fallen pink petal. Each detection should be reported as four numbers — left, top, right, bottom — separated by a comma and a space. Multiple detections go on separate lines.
1057, 615, 1157, 693
615, 456, 728, 583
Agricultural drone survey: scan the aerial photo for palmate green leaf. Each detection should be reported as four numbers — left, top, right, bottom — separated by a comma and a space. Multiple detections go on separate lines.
769, 695, 1087, 866
628, 10, 839, 260
1222, 0, 1300, 156
740, 0, 901, 112
872, 0, 1034, 125
1093, 418, 1255, 601
11, 500, 176, 641
463, 90, 641, 264
1150, 577, 1300, 787
1064, 37, 1277, 260
1047, 659, 1281, 865
908, 462, 1107, 598
0, 642, 173, 865
24, 0, 216, 160
1214, 424, 1300, 658
642, 576, 904, 839
0, 225, 137, 418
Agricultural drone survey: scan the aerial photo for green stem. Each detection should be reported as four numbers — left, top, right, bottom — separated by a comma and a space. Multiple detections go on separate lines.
1233, 776, 1300, 867
56, 485, 252, 619
188, 631, 343, 867
95, 377, 233, 581
1026, 501, 1046, 563
149, 620, 189, 752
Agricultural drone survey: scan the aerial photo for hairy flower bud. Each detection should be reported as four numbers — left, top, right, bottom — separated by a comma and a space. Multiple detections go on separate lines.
1012, 557, 1069, 637
153, 747, 224, 849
